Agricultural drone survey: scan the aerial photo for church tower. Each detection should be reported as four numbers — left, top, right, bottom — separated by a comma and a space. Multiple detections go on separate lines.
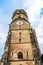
1, 9, 41, 65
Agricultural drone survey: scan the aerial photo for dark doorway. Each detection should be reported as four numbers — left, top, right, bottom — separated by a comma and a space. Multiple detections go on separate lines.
41, 54, 43, 63
18, 52, 23, 59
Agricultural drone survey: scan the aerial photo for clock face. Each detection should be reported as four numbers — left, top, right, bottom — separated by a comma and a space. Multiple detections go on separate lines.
16, 20, 24, 25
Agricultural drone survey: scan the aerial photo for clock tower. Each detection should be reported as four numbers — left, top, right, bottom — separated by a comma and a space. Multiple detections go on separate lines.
1, 9, 41, 65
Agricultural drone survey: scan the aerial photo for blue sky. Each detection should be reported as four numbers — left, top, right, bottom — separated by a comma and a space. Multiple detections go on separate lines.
0, 0, 43, 59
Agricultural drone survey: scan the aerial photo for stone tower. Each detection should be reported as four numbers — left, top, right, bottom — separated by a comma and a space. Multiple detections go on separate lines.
1, 9, 41, 65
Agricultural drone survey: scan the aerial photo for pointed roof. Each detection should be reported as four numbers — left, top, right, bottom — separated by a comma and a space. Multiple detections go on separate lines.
12, 9, 28, 18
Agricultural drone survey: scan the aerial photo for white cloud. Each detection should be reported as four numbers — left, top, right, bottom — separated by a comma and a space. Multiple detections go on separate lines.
0, 8, 9, 59
0, 8, 8, 43
0, 23, 8, 58
24, 0, 43, 23
23, 0, 43, 54
40, 43, 43, 54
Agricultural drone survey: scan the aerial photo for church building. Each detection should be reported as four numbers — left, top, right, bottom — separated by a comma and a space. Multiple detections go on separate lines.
1, 9, 41, 65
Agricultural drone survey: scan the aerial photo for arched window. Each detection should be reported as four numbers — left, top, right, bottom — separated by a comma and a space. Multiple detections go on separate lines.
18, 16, 21, 19
18, 52, 23, 59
